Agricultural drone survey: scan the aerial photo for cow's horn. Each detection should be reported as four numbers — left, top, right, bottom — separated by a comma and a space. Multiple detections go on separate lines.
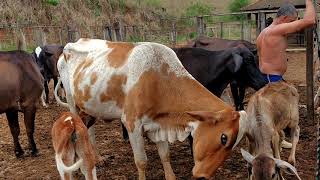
232, 110, 248, 149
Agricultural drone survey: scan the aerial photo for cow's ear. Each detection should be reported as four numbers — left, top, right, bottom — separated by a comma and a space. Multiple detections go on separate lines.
198, 40, 209, 46
44, 50, 54, 57
228, 53, 243, 73
187, 109, 229, 122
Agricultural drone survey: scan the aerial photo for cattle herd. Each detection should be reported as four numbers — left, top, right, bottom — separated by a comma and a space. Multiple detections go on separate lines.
0, 37, 306, 179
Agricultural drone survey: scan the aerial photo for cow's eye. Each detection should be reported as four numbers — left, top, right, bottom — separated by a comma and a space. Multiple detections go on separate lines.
221, 134, 228, 145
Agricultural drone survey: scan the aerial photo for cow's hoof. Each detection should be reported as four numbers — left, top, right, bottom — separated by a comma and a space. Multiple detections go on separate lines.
288, 156, 296, 167
15, 149, 24, 158
31, 149, 39, 157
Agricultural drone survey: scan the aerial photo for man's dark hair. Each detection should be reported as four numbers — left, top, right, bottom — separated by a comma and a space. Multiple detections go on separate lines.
276, 3, 297, 17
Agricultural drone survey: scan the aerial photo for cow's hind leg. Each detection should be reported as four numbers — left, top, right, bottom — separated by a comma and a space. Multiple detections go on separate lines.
238, 85, 246, 110
156, 141, 176, 180
23, 106, 38, 156
128, 126, 147, 180
288, 125, 300, 166
122, 123, 129, 141
44, 80, 50, 103
230, 81, 240, 110
6, 110, 24, 157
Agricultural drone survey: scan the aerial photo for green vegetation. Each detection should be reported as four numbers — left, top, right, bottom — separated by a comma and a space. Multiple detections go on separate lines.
228, 0, 250, 20
46, 0, 59, 6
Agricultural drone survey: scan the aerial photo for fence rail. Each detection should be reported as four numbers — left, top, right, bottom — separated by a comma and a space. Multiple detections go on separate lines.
0, 14, 306, 52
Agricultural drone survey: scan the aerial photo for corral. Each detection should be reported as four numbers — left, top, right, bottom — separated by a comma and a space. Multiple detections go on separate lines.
0, 0, 319, 179
0, 50, 317, 179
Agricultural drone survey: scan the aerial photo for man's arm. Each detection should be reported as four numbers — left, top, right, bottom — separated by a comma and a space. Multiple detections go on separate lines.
271, 0, 316, 35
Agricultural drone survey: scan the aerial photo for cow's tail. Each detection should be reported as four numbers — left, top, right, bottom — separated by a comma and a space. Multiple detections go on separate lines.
54, 78, 69, 108
55, 154, 83, 173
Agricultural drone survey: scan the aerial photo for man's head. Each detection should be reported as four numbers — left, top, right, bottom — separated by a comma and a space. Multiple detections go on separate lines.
276, 3, 298, 23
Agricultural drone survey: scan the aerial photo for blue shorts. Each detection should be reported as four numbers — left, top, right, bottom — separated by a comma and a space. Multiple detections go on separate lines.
263, 74, 283, 83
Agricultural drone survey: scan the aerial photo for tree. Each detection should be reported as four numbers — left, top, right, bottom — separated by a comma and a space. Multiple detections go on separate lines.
228, 0, 250, 20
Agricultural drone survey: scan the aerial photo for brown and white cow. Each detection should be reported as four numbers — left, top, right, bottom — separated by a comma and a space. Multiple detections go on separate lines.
52, 111, 97, 180
55, 38, 248, 179
238, 81, 301, 180
0, 50, 43, 157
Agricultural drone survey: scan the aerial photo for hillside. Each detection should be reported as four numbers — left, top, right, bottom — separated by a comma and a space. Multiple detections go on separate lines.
0, 0, 255, 27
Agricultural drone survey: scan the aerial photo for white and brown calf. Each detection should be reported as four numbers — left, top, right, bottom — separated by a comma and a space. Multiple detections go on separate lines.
55, 38, 248, 179
51, 111, 97, 180
238, 81, 301, 180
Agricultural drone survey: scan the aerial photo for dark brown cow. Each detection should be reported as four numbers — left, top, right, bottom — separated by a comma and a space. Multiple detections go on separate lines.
0, 50, 44, 157
187, 36, 264, 110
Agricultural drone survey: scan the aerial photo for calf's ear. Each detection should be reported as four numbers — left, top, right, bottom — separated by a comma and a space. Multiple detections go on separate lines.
44, 51, 54, 57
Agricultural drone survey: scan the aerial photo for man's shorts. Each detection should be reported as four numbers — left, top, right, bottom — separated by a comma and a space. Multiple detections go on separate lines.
263, 74, 283, 83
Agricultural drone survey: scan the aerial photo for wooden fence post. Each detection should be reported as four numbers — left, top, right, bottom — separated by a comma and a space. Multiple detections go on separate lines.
114, 21, 124, 41
35, 28, 46, 46
170, 21, 177, 46
104, 25, 113, 41
220, 22, 223, 38
197, 16, 204, 36
59, 28, 63, 45
241, 21, 244, 40
16, 27, 27, 50
123, 26, 127, 41
306, 27, 314, 123
67, 26, 73, 42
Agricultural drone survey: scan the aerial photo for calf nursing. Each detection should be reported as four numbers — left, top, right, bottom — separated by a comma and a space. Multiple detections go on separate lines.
51, 112, 97, 180
239, 82, 301, 180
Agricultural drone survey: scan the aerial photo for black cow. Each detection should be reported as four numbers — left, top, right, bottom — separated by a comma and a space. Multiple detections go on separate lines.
32, 45, 64, 106
173, 47, 266, 97
189, 36, 262, 110
0, 50, 43, 157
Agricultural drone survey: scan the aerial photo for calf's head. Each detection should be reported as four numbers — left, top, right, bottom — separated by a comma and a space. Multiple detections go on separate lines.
187, 109, 247, 179
234, 47, 267, 90
35, 45, 64, 80
241, 149, 301, 180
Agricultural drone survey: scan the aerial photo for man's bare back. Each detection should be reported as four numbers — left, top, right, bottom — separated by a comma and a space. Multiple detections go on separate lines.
257, 26, 288, 75
257, 0, 316, 77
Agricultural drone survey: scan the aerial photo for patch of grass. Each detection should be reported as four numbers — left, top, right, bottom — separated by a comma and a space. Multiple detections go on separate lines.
0, 43, 36, 53
127, 35, 144, 42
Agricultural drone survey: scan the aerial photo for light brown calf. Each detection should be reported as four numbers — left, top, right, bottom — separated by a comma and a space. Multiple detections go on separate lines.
239, 81, 301, 180
51, 112, 97, 180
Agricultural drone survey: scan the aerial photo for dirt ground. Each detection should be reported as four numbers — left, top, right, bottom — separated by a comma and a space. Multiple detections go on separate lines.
0, 51, 318, 179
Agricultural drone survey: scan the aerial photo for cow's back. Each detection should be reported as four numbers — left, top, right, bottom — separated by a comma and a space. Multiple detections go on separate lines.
0, 51, 43, 112
250, 82, 299, 129
59, 39, 192, 119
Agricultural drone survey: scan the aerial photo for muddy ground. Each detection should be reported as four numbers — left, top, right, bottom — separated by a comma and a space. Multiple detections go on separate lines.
0, 51, 318, 179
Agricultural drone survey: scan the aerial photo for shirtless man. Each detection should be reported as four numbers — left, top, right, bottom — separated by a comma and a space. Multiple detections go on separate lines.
256, 1, 316, 149
257, 0, 316, 82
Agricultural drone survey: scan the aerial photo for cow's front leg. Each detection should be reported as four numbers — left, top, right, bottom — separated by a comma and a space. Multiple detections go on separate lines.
128, 125, 147, 180
44, 80, 49, 103
288, 125, 300, 166
272, 132, 281, 159
40, 90, 48, 108
156, 141, 176, 180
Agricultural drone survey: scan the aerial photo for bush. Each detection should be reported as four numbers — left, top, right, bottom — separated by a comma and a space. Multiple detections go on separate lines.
183, 2, 214, 26
228, 0, 250, 20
